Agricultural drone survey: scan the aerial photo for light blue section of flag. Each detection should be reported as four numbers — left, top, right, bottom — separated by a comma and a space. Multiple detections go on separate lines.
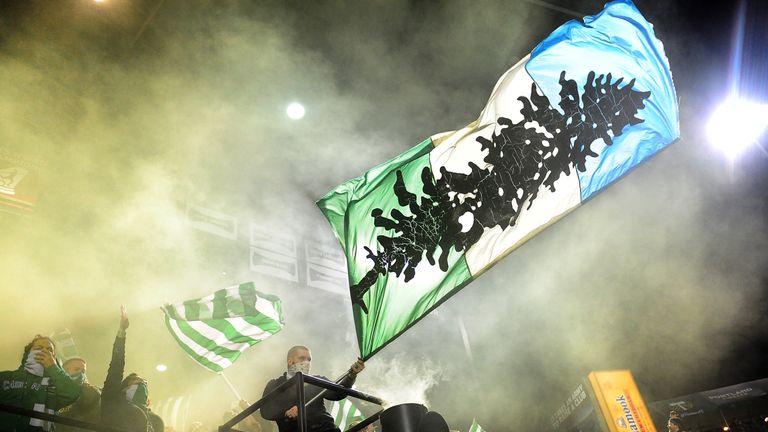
525, 0, 679, 200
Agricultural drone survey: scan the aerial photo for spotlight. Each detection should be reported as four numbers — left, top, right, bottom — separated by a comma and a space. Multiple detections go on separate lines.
723, 427, 730, 431
155, 364, 168, 372
706, 96, 768, 159
286, 102, 305, 120
764, 416, 767, 422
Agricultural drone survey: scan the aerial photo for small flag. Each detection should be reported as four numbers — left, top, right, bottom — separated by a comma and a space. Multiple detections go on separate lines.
162, 282, 284, 372
330, 398, 365, 431
469, 419, 486, 432
50, 328, 79, 362
317, 0, 678, 359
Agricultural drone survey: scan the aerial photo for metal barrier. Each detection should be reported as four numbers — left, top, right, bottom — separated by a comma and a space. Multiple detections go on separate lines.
0, 372, 383, 432
218, 372, 384, 432
0, 403, 127, 432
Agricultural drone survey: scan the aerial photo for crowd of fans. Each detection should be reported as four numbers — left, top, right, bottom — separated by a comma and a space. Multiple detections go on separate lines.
0, 308, 371, 432
3, 311, 763, 432
0, 307, 165, 432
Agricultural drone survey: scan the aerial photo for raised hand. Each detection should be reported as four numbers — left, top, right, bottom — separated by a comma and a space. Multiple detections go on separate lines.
285, 406, 298, 419
120, 305, 130, 331
34, 349, 55, 369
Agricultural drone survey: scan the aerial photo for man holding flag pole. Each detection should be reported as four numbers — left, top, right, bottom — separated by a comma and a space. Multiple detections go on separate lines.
261, 346, 365, 432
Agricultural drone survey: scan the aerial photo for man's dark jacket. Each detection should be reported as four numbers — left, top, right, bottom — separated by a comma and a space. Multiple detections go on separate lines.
260, 373, 356, 432
100, 334, 148, 432
57, 382, 101, 432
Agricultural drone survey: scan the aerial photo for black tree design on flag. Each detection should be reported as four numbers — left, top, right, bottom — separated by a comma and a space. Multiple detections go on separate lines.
352, 71, 650, 313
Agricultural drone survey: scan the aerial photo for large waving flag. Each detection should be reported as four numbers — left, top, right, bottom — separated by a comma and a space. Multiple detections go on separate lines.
317, 0, 678, 359
162, 282, 284, 372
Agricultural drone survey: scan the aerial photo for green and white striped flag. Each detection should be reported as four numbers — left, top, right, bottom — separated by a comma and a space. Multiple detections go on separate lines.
329, 398, 364, 431
468, 419, 485, 432
162, 282, 284, 372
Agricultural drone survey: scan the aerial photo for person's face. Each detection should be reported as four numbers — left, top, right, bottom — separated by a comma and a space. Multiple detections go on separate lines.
31, 338, 54, 356
64, 359, 86, 376
287, 348, 312, 367
667, 421, 679, 432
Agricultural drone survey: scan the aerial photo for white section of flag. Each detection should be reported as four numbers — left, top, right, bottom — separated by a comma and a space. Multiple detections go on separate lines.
429, 55, 581, 275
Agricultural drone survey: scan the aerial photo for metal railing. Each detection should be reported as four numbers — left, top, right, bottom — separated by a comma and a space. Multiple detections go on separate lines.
218, 372, 384, 432
0, 373, 383, 432
0, 403, 127, 432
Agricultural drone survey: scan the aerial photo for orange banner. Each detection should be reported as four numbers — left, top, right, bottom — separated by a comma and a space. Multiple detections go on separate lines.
588, 370, 657, 432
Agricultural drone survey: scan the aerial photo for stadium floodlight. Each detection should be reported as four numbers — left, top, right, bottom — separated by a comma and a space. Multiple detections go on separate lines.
286, 102, 305, 120
706, 96, 768, 159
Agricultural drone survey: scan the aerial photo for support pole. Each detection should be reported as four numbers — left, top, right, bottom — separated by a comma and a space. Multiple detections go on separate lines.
458, 316, 474, 363
219, 372, 243, 401
296, 372, 307, 432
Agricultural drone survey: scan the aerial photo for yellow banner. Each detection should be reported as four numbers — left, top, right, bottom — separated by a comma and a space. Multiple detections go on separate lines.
588, 370, 657, 432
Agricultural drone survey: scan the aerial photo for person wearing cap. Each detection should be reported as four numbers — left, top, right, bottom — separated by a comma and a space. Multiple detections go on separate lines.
57, 357, 102, 432
667, 417, 684, 432
667, 410, 685, 432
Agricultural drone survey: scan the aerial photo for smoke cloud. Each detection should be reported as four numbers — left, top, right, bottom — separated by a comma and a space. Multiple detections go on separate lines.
1, 1, 766, 431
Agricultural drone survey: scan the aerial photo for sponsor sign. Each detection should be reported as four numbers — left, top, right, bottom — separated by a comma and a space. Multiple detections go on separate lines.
187, 204, 238, 240
588, 370, 657, 432
249, 247, 299, 282
305, 240, 347, 295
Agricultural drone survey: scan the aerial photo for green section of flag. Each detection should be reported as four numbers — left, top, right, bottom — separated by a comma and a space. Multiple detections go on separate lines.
469, 419, 486, 432
162, 282, 284, 372
329, 398, 364, 431
317, 139, 472, 359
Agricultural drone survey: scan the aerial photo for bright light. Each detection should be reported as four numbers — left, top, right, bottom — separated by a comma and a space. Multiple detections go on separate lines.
286, 102, 305, 120
707, 96, 768, 159
723, 427, 730, 431
155, 364, 167, 372
94, 0, 105, 2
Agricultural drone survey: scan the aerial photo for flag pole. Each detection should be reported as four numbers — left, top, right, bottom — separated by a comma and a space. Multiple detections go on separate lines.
458, 316, 474, 364
219, 372, 243, 400
304, 370, 352, 407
